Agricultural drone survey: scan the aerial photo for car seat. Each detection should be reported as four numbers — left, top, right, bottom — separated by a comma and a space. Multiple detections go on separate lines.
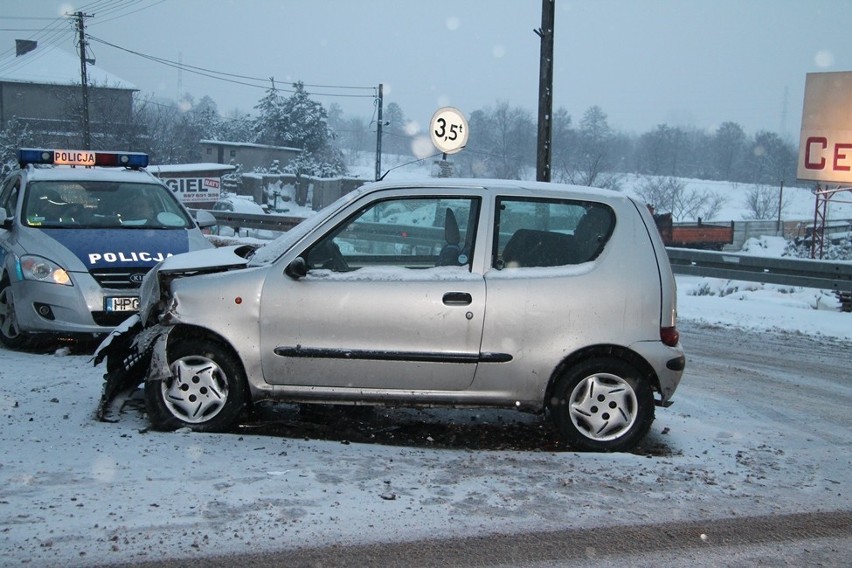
437, 208, 462, 266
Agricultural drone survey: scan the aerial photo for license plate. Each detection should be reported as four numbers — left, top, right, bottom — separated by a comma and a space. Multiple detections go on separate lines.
105, 297, 139, 312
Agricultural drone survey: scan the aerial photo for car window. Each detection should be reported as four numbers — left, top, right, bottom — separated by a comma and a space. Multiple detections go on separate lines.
493, 198, 615, 268
305, 196, 480, 272
0, 175, 20, 216
22, 180, 194, 229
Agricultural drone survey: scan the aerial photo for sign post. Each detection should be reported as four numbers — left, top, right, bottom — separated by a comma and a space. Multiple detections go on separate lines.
430, 107, 469, 178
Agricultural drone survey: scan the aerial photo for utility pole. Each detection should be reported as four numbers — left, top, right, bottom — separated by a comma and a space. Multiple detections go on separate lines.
375, 83, 384, 181
535, 0, 555, 182
74, 11, 92, 150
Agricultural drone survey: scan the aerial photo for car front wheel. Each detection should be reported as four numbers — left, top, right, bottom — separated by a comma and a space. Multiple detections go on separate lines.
145, 338, 247, 432
551, 357, 654, 452
0, 278, 31, 349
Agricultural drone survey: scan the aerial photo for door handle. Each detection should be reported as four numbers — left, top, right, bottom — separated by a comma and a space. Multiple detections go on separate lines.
443, 292, 472, 306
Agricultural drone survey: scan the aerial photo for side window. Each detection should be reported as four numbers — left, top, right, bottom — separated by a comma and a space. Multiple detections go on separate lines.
305, 196, 480, 272
0, 176, 21, 217
493, 198, 615, 269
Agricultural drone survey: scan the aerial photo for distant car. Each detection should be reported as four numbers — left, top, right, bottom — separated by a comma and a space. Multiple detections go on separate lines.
212, 194, 267, 214
97, 178, 685, 452
0, 149, 216, 348
210, 194, 280, 240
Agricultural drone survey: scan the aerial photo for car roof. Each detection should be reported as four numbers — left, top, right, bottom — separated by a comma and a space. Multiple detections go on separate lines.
18, 165, 160, 184
362, 177, 633, 204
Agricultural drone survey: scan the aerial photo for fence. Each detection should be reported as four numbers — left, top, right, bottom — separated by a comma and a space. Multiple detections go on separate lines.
729, 218, 852, 249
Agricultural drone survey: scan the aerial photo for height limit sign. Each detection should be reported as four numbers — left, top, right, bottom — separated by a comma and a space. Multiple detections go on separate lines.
430, 107, 469, 155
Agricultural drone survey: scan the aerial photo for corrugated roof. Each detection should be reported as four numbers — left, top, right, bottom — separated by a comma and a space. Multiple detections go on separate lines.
0, 43, 136, 90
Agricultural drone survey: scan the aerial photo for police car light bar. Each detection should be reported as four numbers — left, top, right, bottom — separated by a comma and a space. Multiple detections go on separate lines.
17, 149, 149, 169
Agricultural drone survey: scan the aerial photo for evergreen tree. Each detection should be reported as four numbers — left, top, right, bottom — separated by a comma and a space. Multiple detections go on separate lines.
253, 85, 288, 146
280, 82, 330, 152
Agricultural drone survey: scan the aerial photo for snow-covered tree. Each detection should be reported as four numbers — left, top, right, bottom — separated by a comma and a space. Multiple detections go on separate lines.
253, 82, 345, 177
0, 117, 33, 175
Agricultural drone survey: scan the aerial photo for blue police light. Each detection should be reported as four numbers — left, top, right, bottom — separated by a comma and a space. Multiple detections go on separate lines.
17, 148, 53, 166
17, 148, 149, 169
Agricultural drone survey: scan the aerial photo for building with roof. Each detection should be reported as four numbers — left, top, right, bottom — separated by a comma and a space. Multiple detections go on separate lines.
0, 40, 137, 148
199, 139, 302, 172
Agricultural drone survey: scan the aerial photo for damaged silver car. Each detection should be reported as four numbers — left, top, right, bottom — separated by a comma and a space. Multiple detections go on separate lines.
95, 179, 685, 452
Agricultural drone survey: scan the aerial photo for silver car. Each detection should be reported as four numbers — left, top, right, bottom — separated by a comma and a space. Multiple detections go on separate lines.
97, 179, 685, 452
0, 149, 215, 348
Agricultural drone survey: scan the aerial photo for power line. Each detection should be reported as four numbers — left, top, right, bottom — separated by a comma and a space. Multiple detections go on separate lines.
84, 0, 169, 27
2, 1, 378, 118
87, 34, 376, 99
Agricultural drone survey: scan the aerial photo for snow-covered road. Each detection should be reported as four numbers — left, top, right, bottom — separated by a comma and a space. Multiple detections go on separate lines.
1, 317, 850, 567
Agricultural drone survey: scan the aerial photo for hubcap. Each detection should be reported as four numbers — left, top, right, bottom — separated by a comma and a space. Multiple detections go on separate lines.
568, 373, 638, 441
163, 355, 229, 424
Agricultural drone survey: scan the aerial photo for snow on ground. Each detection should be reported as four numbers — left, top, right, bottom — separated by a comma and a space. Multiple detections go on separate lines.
0, 277, 849, 567
1, 167, 850, 566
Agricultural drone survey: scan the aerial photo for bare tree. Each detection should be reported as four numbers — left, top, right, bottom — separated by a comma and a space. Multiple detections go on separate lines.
712, 121, 746, 180
635, 176, 726, 222
463, 102, 534, 180
701, 191, 727, 220
743, 184, 786, 220
571, 105, 613, 187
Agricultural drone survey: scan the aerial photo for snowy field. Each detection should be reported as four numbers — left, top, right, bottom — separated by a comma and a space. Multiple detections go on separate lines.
1, 168, 850, 566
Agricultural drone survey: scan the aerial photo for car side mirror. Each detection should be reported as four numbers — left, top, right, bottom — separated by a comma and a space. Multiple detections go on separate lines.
285, 257, 307, 279
195, 209, 217, 228
0, 207, 11, 230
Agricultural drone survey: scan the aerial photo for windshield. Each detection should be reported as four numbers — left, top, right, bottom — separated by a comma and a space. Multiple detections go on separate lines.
23, 180, 194, 229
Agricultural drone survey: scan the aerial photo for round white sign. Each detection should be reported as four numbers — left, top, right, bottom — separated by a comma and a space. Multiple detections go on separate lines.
430, 107, 469, 155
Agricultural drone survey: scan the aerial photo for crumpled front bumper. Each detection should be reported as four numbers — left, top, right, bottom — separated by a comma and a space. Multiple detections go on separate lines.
93, 315, 173, 421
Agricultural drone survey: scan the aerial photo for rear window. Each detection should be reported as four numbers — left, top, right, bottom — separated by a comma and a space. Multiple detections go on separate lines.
23, 180, 193, 229
494, 198, 615, 268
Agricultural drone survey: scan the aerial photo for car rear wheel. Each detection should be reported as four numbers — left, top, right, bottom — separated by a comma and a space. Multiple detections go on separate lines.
551, 357, 654, 452
0, 278, 31, 349
145, 338, 247, 432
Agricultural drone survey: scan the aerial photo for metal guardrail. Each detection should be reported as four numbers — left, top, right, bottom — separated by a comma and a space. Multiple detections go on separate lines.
204, 210, 304, 232
666, 248, 852, 292
195, 210, 852, 293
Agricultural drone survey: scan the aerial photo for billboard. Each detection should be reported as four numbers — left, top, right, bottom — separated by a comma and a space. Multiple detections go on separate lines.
161, 177, 221, 204
797, 71, 852, 183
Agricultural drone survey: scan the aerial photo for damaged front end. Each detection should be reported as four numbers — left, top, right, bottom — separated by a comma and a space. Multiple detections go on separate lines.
92, 316, 172, 421
93, 244, 256, 421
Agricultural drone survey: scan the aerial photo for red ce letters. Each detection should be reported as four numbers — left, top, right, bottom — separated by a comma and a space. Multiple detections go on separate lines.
804, 136, 852, 172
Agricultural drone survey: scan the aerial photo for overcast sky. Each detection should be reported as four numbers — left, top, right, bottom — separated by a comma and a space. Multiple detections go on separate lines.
2, 0, 851, 140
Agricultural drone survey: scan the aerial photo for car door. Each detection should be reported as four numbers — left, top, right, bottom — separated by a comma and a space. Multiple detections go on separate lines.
259, 193, 486, 391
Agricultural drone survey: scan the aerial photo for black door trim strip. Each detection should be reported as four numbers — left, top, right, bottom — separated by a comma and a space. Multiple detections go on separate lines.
274, 346, 511, 364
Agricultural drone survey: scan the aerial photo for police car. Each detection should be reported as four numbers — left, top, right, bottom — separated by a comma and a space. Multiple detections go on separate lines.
0, 149, 215, 348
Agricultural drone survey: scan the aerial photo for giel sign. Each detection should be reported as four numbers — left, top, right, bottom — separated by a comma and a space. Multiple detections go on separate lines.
162, 177, 221, 203
797, 71, 852, 183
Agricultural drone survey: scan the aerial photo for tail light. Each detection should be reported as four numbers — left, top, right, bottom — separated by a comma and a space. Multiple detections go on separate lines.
661, 326, 680, 347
